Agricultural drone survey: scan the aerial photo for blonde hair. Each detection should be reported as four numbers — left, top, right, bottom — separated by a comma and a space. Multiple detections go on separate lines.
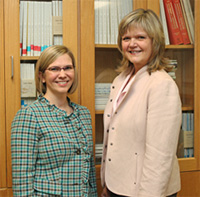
35, 45, 78, 94
117, 8, 171, 74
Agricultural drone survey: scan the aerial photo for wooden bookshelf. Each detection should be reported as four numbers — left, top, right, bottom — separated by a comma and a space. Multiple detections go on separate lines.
1, 0, 200, 196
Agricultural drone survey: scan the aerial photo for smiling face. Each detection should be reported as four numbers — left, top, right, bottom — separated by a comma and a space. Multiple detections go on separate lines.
41, 53, 75, 99
122, 26, 153, 73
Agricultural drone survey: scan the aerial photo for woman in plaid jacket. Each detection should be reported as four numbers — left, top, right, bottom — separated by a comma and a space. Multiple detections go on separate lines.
11, 45, 97, 196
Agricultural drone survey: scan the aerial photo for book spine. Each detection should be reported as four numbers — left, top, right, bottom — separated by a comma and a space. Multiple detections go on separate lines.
49, 2, 53, 47
172, 0, 190, 44
20, 1, 24, 56
160, 0, 170, 45
106, 0, 110, 44
94, 0, 99, 44
27, 2, 31, 56
22, 1, 28, 56
180, 0, 193, 44
163, 0, 183, 45
40, 2, 44, 53
30, 2, 34, 56
182, 0, 194, 42
33, 2, 38, 56
102, 1, 107, 44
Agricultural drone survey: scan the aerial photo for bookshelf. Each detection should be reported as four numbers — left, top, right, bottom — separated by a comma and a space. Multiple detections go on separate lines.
79, 0, 200, 196
0, 0, 200, 196
1, 0, 79, 196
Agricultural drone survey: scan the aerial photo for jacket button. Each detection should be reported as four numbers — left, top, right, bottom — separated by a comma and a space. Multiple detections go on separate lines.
107, 114, 110, 117
107, 129, 109, 133
76, 149, 81, 155
112, 86, 115, 89
108, 158, 111, 161
110, 99, 113, 102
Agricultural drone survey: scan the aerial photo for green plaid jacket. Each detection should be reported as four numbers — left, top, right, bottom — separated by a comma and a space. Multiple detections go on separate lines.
11, 96, 97, 197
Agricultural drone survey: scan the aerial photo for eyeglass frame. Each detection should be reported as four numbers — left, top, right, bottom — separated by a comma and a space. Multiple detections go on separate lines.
45, 65, 74, 73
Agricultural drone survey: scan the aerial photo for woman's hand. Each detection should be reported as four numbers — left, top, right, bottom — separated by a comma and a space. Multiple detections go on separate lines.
101, 186, 110, 197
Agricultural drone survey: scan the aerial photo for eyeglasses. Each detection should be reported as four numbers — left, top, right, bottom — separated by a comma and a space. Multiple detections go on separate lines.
46, 65, 74, 73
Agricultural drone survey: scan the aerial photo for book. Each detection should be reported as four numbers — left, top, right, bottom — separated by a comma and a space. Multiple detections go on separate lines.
102, 0, 107, 44
163, 0, 184, 45
37, 3, 41, 56
98, 1, 103, 44
22, 1, 28, 56
19, 1, 23, 55
172, 0, 190, 44
95, 83, 111, 110
20, 63, 36, 98
182, 112, 194, 158
110, 0, 118, 44
27, 2, 34, 56
181, 0, 194, 43
30, 1, 34, 56
94, 0, 99, 44
180, 0, 193, 44
40, 2, 44, 53
58, 1, 63, 45
33, 1, 38, 56
160, 0, 170, 45
49, 2, 53, 47
106, 0, 110, 44
52, 0, 63, 45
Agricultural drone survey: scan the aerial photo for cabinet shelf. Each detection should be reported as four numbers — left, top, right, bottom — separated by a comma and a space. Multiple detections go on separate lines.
20, 56, 39, 61
182, 106, 194, 111
96, 107, 193, 115
165, 45, 194, 49
95, 44, 118, 49
95, 44, 194, 50
95, 110, 104, 114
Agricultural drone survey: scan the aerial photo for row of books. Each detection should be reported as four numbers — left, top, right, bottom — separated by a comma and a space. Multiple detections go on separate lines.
160, 0, 194, 45
177, 112, 194, 158
167, 59, 178, 80
95, 59, 178, 111
95, 112, 194, 161
20, 63, 36, 98
95, 143, 103, 164
20, 1, 63, 57
95, 83, 111, 110
95, 0, 133, 44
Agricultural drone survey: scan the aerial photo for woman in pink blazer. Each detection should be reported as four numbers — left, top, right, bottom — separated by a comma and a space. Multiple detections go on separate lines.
101, 9, 181, 197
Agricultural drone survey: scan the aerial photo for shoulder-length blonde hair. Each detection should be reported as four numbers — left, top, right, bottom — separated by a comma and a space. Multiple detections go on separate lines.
35, 45, 78, 95
117, 8, 171, 74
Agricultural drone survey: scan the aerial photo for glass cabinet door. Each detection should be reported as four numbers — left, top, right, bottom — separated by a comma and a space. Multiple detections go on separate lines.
20, 0, 63, 108
159, 0, 195, 159
94, 0, 134, 165
158, 0, 200, 173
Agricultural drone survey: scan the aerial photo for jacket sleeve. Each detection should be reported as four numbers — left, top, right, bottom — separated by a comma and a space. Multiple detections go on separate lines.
87, 116, 98, 196
89, 150, 98, 197
138, 78, 182, 197
11, 108, 39, 197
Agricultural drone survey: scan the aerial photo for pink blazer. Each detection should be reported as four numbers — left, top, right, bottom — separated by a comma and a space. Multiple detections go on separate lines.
101, 66, 181, 197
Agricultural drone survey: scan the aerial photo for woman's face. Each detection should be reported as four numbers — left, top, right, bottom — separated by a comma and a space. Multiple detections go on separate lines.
122, 26, 153, 73
41, 53, 75, 97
